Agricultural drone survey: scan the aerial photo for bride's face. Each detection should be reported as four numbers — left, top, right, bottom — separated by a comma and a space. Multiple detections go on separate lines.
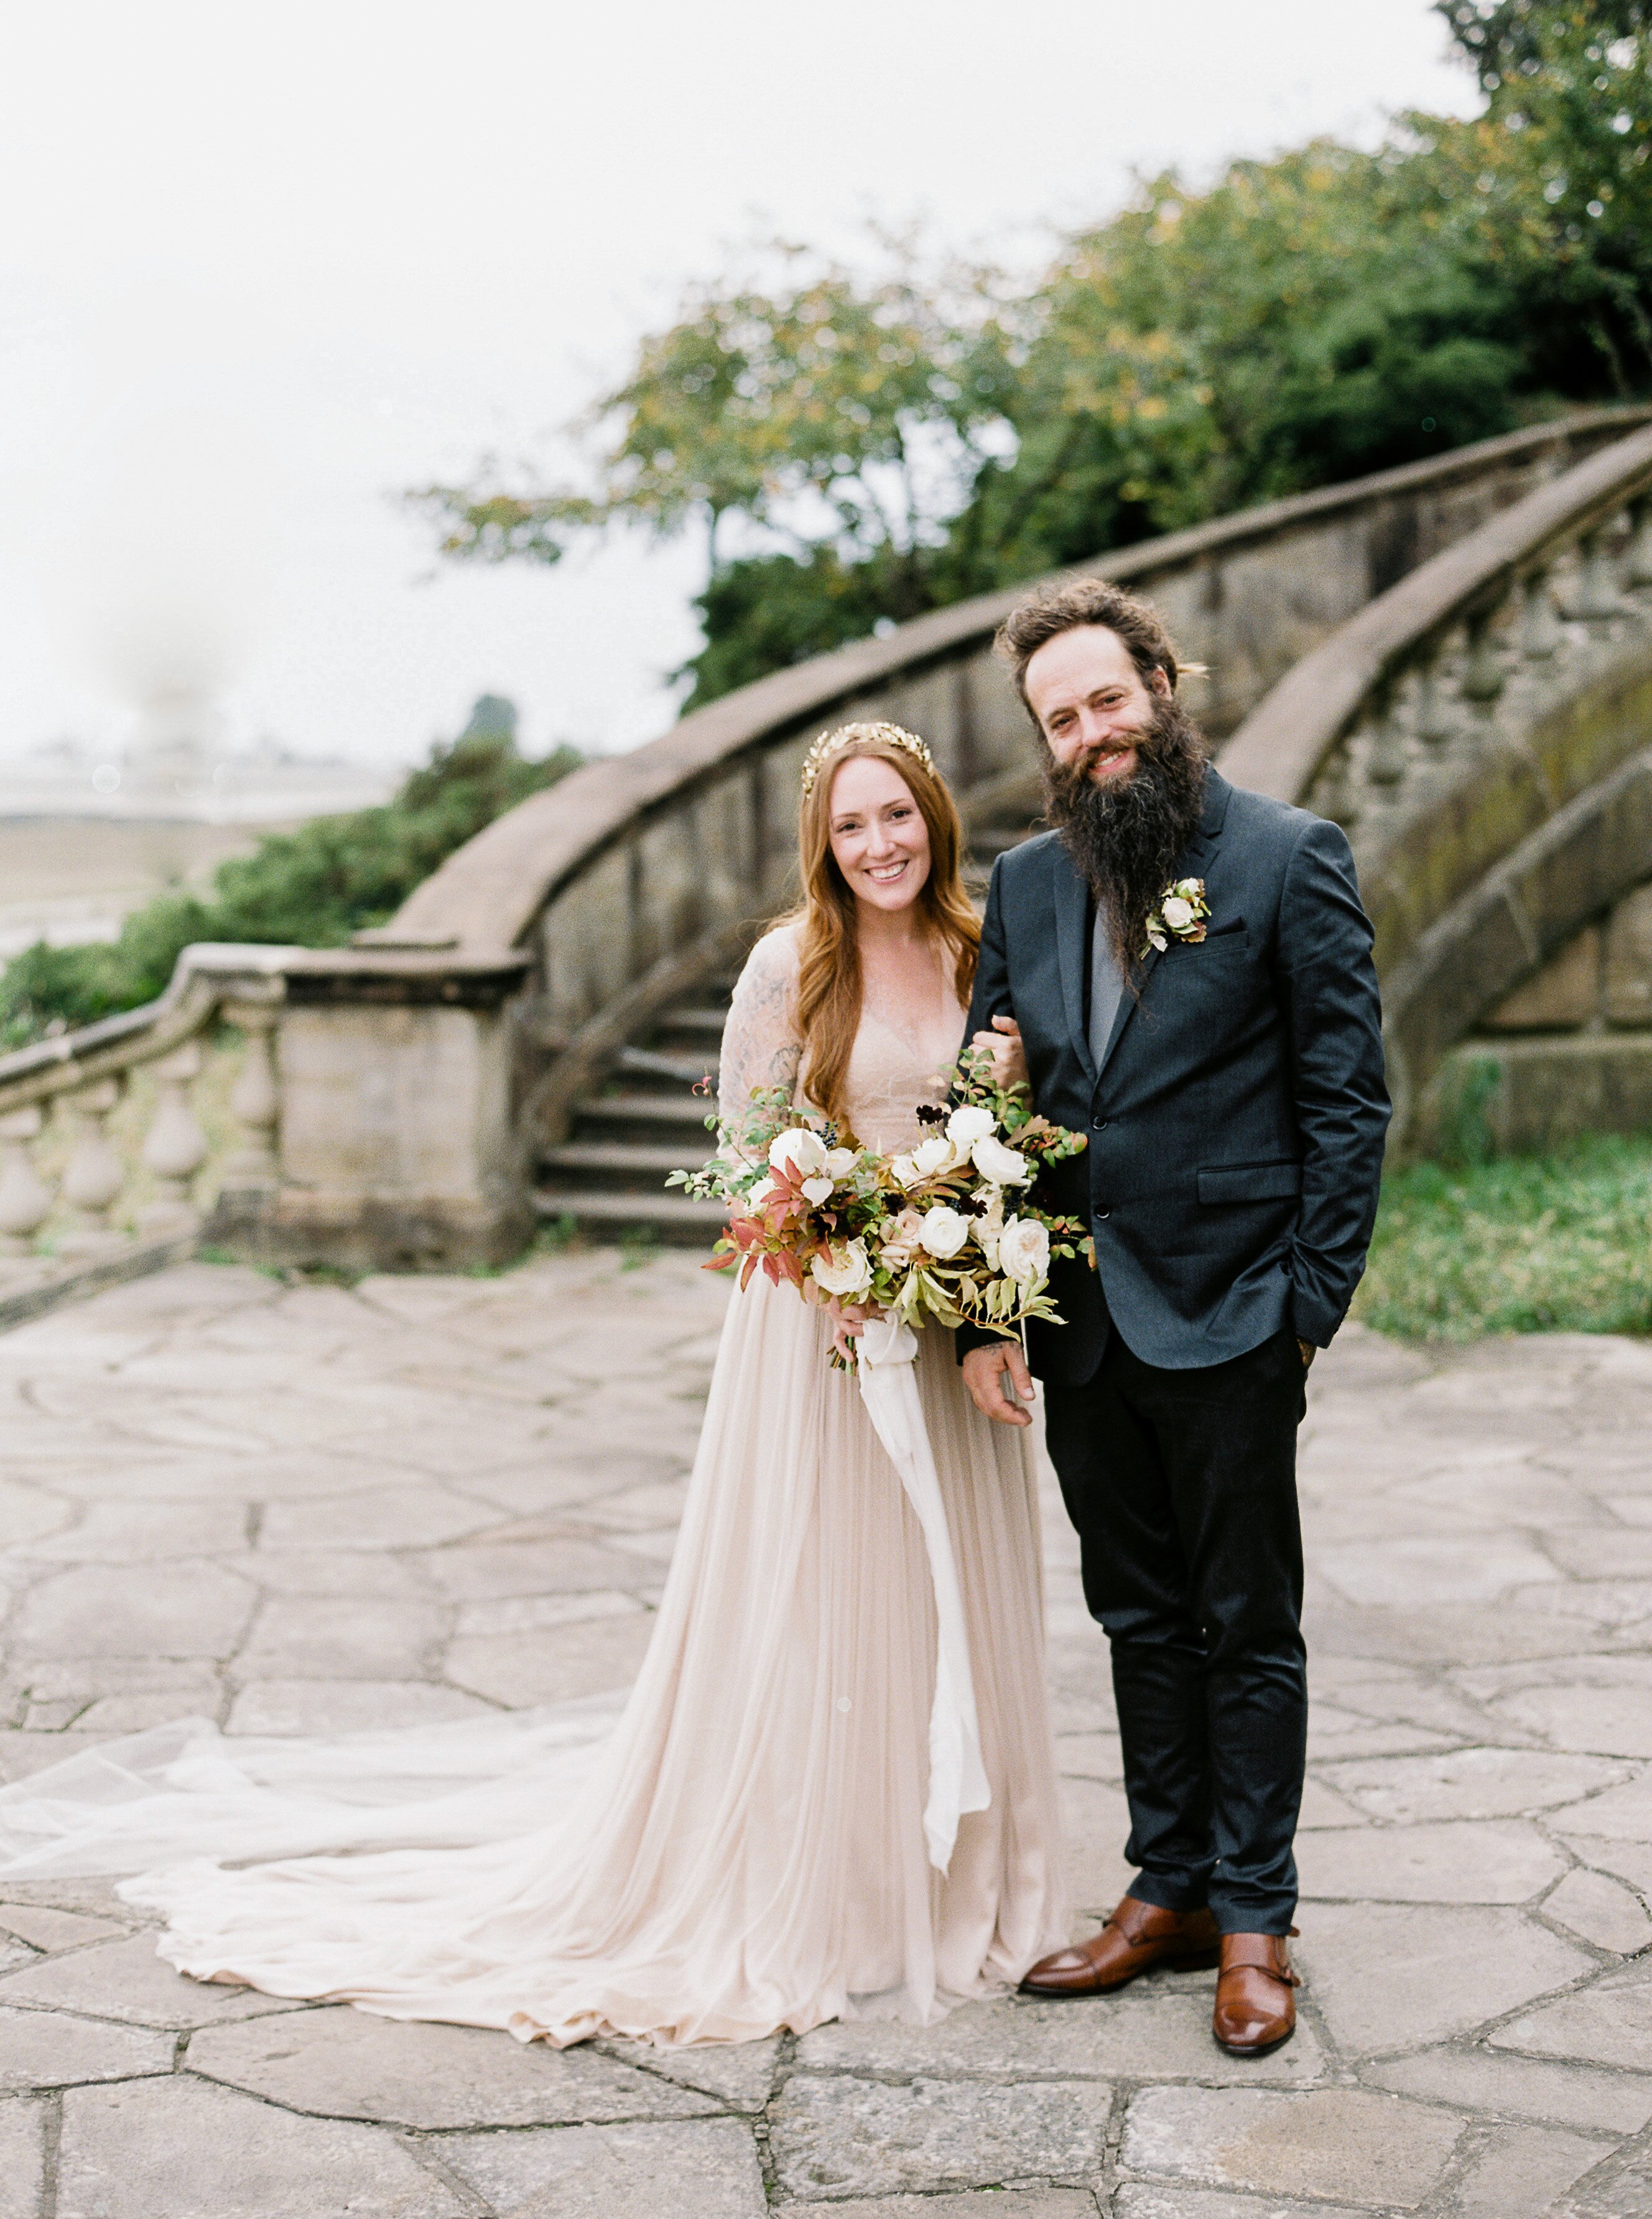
827, 755, 932, 915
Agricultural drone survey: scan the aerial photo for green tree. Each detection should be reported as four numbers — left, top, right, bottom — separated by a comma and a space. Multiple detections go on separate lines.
1431, 1, 1652, 391
416, 245, 1023, 705
422, 5, 1652, 706
0, 705, 581, 1046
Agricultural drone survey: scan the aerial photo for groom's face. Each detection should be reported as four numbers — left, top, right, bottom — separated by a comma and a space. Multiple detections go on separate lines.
1024, 624, 1172, 786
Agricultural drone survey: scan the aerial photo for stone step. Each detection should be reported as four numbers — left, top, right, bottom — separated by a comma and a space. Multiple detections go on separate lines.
653, 1005, 729, 1037
540, 1139, 709, 1188
534, 1185, 729, 1246
573, 1093, 715, 1151
617, 1042, 717, 1089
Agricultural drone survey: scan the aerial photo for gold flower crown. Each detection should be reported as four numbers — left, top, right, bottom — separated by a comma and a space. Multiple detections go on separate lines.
799, 721, 937, 802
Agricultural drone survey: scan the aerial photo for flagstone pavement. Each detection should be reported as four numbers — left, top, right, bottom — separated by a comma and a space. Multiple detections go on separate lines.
2, 1254, 1652, 2213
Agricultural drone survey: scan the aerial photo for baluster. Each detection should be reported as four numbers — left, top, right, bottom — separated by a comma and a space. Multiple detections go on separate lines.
1572, 530, 1622, 622
1317, 747, 1359, 830
1520, 570, 1565, 660
1460, 609, 1506, 705
137, 1044, 208, 1238
1409, 646, 1458, 748
1364, 693, 1408, 790
58, 1078, 127, 1253
0, 1107, 53, 1257
220, 1005, 279, 1192
1626, 502, 1652, 590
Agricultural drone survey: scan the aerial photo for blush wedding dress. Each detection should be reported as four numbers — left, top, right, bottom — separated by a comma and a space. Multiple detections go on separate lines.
0, 924, 1069, 2047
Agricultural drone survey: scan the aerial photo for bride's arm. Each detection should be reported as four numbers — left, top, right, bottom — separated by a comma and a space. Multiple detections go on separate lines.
717, 927, 804, 1156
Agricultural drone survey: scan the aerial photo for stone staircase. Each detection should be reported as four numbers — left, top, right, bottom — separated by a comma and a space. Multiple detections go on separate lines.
535, 996, 734, 1244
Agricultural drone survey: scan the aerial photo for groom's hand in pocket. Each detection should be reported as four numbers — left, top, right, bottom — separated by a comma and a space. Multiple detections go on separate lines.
962, 1340, 1034, 1427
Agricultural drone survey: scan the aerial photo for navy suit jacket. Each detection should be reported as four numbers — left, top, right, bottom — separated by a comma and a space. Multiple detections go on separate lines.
958, 768, 1390, 1381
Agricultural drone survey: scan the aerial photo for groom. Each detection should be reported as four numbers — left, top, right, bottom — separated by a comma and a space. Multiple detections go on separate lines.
958, 577, 1388, 2056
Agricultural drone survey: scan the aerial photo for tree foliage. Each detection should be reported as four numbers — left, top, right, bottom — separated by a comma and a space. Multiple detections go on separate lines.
0, 703, 580, 1047
422, 1, 1652, 707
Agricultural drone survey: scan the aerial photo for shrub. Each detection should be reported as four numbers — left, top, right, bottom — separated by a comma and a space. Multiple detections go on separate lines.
0, 706, 580, 1047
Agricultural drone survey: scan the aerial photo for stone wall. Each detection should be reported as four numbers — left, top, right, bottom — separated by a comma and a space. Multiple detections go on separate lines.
1421, 883, 1652, 1157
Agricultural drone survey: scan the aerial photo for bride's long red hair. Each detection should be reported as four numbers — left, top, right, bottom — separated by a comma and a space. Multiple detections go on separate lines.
786, 727, 980, 1141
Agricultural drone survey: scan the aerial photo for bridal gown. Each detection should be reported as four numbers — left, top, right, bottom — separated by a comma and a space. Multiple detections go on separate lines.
0, 923, 1070, 2047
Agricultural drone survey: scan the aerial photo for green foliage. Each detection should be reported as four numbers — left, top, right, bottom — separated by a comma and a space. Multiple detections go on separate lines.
1356, 1134, 1652, 1339
422, 1, 1652, 706
679, 550, 903, 709
416, 246, 1018, 577
0, 705, 580, 1048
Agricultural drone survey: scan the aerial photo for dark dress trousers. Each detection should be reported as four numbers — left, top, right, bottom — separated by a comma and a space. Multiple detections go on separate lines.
957, 767, 1390, 1932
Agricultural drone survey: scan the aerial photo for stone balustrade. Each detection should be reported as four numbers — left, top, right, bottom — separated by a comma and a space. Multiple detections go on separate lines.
6, 411, 1652, 1300
0, 939, 536, 1305
1222, 420, 1652, 1147
0, 947, 292, 1317
394, 408, 1651, 1152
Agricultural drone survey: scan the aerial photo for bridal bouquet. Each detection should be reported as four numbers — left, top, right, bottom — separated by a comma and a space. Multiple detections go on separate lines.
670, 1048, 1090, 1356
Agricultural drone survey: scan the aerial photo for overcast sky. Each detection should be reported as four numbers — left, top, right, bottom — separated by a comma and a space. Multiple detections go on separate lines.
0, 1, 1480, 772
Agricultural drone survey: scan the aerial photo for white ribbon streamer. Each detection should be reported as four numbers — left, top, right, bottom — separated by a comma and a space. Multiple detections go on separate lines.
856, 1316, 990, 1871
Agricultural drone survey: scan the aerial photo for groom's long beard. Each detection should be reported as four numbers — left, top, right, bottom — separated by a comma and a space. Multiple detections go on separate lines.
1041, 695, 1209, 971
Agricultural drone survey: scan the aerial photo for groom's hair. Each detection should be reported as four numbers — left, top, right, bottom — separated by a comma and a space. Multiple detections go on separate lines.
996, 577, 1182, 712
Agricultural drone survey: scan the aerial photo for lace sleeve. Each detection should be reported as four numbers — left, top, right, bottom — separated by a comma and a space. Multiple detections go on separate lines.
718, 927, 803, 1139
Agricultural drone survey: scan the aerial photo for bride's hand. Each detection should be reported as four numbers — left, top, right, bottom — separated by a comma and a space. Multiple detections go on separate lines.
972, 1014, 1027, 1093
827, 1298, 870, 1366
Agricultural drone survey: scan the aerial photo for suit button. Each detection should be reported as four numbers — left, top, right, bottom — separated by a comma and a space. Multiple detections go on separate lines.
1092, 1117, 1108, 1131
1096, 1206, 1111, 1220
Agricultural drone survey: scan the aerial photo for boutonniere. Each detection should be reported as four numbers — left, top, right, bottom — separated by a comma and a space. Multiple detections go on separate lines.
1143, 878, 1210, 957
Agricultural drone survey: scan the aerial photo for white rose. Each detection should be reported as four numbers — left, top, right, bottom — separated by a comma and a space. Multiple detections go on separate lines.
996, 1215, 1050, 1287
1161, 896, 1194, 932
811, 1239, 873, 1297
824, 1147, 858, 1177
919, 1205, 972, 1259
800, 1176, 834, 1205
889, 1152, 921, 1188
769, 1126, 828, 1179
741, 1174, 778, 1213
909, 1133, 962, 1179
945, 1105, 996, 1147
972, 1133, 1031, 1187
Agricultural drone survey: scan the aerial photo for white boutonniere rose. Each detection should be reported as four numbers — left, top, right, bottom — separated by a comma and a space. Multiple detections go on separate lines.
1141, 877, 1212, 957
811, 1239, 873, 1297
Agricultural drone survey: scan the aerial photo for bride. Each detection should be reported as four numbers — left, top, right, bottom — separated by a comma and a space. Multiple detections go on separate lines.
0, 721, 1070, 2048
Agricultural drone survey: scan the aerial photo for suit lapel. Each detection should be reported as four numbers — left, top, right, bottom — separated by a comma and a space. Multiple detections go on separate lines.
1053, 851, 1096, 1086
1091, 767, 1233, 1088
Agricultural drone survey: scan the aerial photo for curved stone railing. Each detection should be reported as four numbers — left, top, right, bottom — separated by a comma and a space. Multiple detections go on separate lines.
0, 945, 290, 1303
1220, 419, 1652, 1140
392, 407, 1652, 1140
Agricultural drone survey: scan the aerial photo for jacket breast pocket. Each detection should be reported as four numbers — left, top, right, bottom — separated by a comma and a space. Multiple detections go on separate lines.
1197, 1160, 1303, 1205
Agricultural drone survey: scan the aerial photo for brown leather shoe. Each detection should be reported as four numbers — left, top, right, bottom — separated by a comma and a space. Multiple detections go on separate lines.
1019, 1894, 1220, 1997
1212, 1930, 1300, 2055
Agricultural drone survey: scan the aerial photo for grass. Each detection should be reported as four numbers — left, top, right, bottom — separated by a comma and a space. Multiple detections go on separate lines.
1355, 1134, 1652, 1343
